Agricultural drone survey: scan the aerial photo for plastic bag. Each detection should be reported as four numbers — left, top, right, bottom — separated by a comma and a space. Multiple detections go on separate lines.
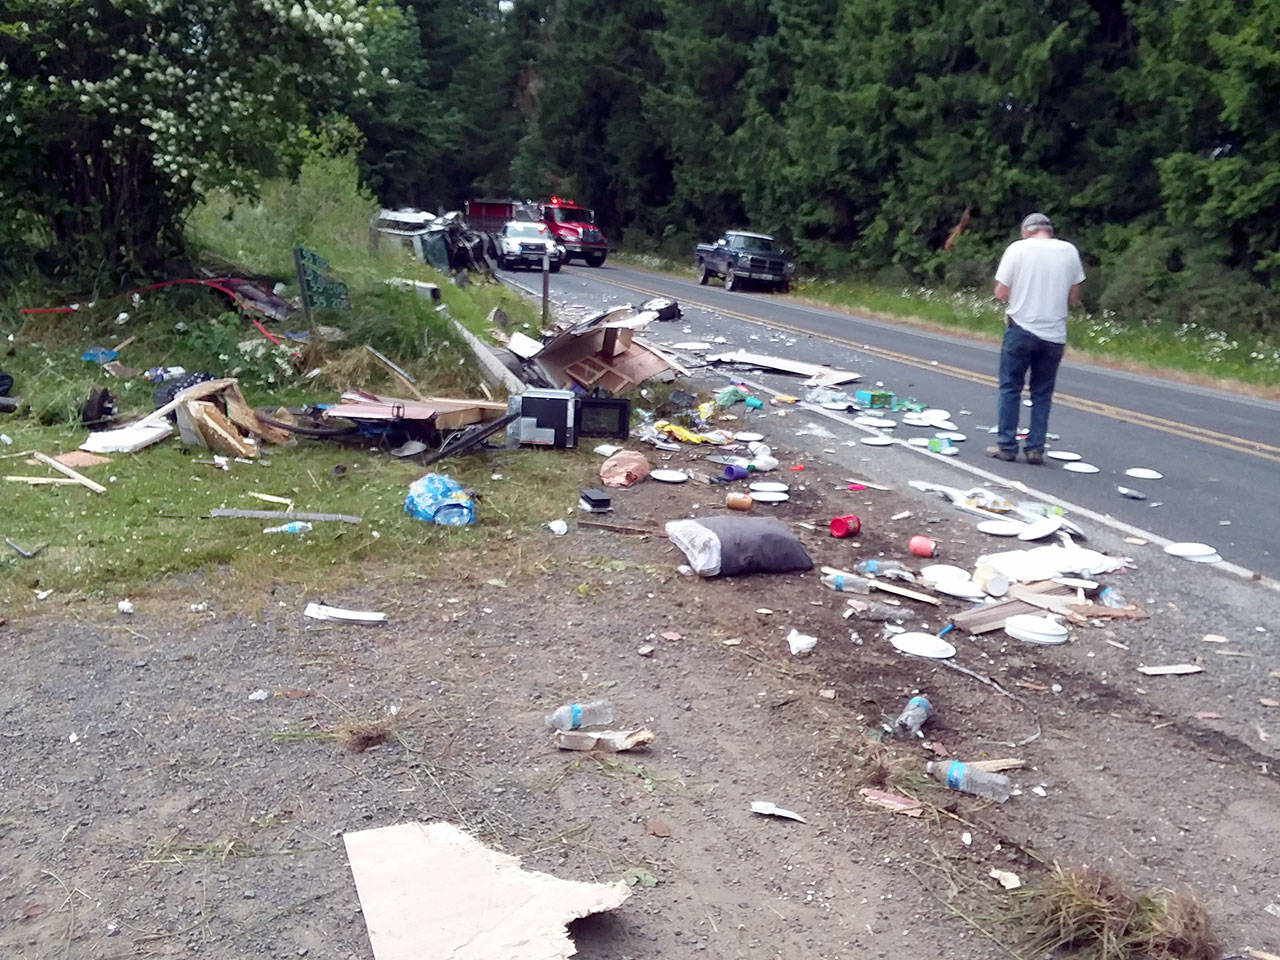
599, 450, 650, 487
404, 473, 475, 526
665, 516, 813, 578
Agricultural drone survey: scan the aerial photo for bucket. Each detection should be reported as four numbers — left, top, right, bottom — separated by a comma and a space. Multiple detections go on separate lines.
829, 515, 861, 538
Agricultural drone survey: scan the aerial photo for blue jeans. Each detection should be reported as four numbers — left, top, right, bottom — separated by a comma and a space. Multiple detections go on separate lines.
997, 322, 1064, 453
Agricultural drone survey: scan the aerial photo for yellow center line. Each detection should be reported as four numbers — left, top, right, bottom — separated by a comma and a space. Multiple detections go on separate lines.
602, 274, 1280, 464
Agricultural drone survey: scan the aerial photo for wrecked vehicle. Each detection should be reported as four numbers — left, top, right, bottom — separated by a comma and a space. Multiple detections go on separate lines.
694, 231, 795, 293
465, 197, 608, 267
496, 221, 564, 272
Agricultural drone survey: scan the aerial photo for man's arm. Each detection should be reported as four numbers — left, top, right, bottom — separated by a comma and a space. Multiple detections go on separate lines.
993, 281, 1010, 302
1068, 282, 1081, 307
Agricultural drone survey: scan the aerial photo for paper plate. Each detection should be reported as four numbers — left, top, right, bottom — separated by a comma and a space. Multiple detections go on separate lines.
860, 435, 895, 446
735, 431, 764, 442
1053, 577, 1098, 590
650, 469, 688, 483
749, 490, 790, 503
1018, 515, 1064, 541
907, 437, 931, 447
977, 519, 1027, 536
1185, 552, 1223, 564
1164, 541, 1217, 558
1063, 461, 1100, 473
890, 631, 956, 659
919, 563, 968, 584
901, 414, 933, 427
933, 578, 986, 600
749, 480, 789, 493
921, 408, 951, 422
1005, 614, 1068, 645
931, 420, 959, 431
1045, 450, 1082, 461
854, 416, 895, 428
821, 401, 855, 411
1124, 467, 1163, 480
670, 341, 711, 350
938, 445, 960, 456
936, 431, 967, 442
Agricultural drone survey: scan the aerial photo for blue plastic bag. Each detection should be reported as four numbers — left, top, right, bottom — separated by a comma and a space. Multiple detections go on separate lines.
404, 473, 475, 526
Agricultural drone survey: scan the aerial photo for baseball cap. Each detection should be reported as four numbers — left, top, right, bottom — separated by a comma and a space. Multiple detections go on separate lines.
1021, 212, 1052, 231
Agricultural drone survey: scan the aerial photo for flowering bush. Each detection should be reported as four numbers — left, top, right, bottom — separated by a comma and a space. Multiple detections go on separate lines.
0, 0, 375, 277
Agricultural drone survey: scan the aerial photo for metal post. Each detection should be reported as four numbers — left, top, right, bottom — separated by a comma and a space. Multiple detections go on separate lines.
541, 248, 550, 329
293, 246, 315, 337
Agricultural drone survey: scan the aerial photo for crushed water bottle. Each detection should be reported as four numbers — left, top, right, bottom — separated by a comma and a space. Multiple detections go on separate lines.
854, 559, 910, 579
820, 572, 873, 593
927, 760, 1011, 803
263, 521, 312, 534
545, 700, 614, 731
1098, 586, 1128, 608
894, 695, 932, 737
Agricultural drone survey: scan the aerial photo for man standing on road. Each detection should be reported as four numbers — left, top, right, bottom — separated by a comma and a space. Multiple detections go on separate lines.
987, 212, 1085, 464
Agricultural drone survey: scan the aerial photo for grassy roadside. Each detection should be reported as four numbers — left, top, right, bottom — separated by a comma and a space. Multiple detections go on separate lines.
613, 251, 1280, 396
0, 152, 574, 605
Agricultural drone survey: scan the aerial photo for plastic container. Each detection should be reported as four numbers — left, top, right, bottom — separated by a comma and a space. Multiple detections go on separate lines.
820, 572, 872, 594
263, 521, 312, 534
926, 760, 1011, 803
908, 535, 937, 558
855, 559, 906, 576
545, 700, 614, 731
894, 695, 932, 737
829, 515, 861, 538
1098, 586, 1127, 608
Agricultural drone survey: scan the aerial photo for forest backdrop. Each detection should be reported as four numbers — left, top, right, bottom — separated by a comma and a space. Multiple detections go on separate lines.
3, 0, 1277, 326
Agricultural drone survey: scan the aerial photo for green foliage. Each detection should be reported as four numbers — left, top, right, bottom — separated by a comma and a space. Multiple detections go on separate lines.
0, 0, 374, 279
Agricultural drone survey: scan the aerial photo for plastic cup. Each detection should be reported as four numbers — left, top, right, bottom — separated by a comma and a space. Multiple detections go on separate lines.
721, 464, 750, 481
744, 396, 764, 410
829, 515, 861, 538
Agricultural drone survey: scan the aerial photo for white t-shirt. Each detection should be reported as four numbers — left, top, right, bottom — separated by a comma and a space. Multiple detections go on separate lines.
994, 237, 1085, 343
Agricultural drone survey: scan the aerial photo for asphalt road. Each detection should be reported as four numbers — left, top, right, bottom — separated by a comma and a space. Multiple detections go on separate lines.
500, 260, 1280, 579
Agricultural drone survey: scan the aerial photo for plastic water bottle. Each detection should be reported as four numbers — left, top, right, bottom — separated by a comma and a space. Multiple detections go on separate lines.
545, 700, 614, 731
894, 695, 932, 737
263, 521, 312, 534
820, 573, 872, 594
855, 559, 909, 577
1098, 586, 1127, 608
927, 760, 1011, 803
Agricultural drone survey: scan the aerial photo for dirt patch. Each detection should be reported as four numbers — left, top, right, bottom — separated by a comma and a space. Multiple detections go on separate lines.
2, 435, 1278, 959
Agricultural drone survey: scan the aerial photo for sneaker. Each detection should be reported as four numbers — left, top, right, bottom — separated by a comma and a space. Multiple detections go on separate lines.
1024, 449, 1044, 465
986, 445, 1016, 462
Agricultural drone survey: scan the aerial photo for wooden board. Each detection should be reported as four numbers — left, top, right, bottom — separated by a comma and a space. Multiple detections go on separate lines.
950, 581, 1077, 634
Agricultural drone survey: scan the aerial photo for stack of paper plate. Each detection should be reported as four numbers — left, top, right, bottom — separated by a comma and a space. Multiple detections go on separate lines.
977, 518, 1027, 537
860, 435, 895, 446
1004, 614, 1068, 645
735, 431, 764, 442
933, 577, 987, 600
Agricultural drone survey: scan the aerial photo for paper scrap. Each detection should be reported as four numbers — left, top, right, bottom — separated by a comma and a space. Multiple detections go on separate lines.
1137, 664, 1204, 676
750, 801, 807, 823
344, 821, 630, 960
553, 728, 655, 752
989, 868, 1022, 890
859, 788, 923, 817
303, 602, 388, 624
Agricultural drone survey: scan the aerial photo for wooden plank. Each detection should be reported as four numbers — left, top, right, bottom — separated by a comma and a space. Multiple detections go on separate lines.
579, 520, 661, 536
30, 450, 107, 494
208, 508, 362, 524
6, 475, 80, 486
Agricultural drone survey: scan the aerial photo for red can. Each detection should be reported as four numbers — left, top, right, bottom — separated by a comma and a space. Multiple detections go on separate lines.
908, 535, 937, 557
829, 515, 861, 538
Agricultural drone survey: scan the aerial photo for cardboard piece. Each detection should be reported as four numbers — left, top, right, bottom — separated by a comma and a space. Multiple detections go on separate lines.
80, 419, 172, 454
329, 392, 507, 431
859, 788, 924, 817
343, 821, 630, 960
30, 450, 107, 494
303, 602, 387, 624
535, 322, 681, 393
554, 728, 655, 752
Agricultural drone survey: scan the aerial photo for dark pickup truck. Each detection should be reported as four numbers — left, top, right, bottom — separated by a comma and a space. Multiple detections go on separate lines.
694, 231, 795, 292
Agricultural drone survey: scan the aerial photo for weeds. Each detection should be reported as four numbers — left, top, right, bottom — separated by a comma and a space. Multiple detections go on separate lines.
1009, 864, 1220, 960
333, 717, 395, 753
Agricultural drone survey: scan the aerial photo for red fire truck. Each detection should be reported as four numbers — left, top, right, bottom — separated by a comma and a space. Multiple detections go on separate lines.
464, 196, 608, 267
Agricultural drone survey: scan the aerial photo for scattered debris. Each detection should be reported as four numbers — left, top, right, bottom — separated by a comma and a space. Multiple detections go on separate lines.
553, 728, 655, 752
988, 868, 1022, 890
750, 801, 807, 823
786, 628, 818, 655
343, 821, 630, 960
599, 450, 650, 487
646, 817, 672, 838
667, 517, 813, 578
859, 788, 924, 817
1137, 664, 1204, 676
708, 349, 860, 387
209, 508, 362, 524
303, 603, 388, 624
116, 599, 134, 615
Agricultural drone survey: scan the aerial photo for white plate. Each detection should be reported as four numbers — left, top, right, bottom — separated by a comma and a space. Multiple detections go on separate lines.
1053, 577, 1098, 590
749, 480, 789, 493
750, 490, 790, 503
854, 416, 895, 428
821, 401, 854, 411
933, 578, 987, 600
650, 469, 688, 483
931, 420, 959, 431
907, 437, 931, 447
860, 435, 895, 446
1005, 616, 1069, 645
921, 408, 951, 422
670, 341, 711, 350
1185, 552, 1223, 564
935, 431, 966, 442
1045, 450, 1082, 461
1124, 467, 1163, 480
977, 519, 1027, 536
920, 563, 969, 583
1063, 461, 1100, 473
1018, 515, 1064, 541
938, 445, 960, 456
901, 414, 933, 427
890, 631, 956, 659
1164, 541, 1217, 558
735, 431, 764, 442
